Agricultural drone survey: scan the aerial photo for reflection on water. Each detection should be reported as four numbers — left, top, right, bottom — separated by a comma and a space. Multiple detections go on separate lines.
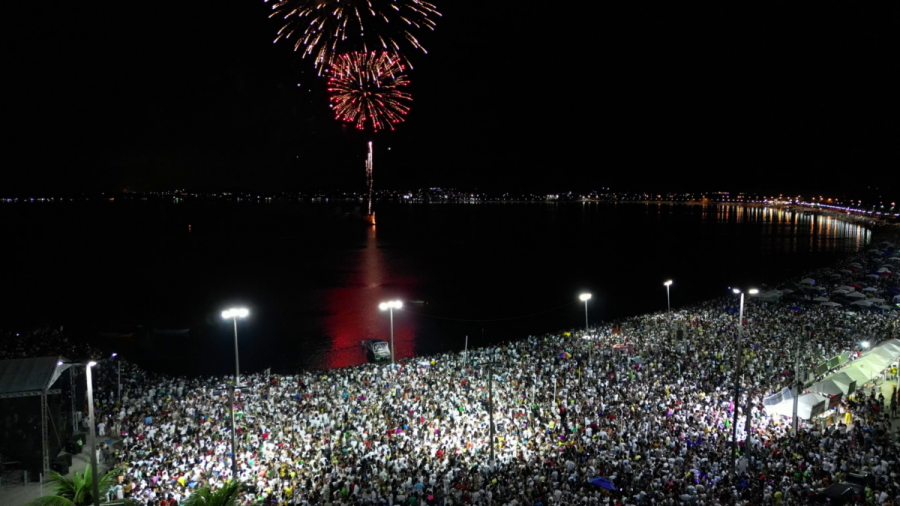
322, 226, 416, 369
712, 205, 869, 252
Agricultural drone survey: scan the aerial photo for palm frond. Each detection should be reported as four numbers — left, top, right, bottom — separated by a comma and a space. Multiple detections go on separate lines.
183, 480, 244, 506
25, 496, 76, 506
43, 470, 76, 499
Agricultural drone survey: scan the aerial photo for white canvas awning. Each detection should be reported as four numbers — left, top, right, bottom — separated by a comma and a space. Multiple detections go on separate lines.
809, 373, 855, 396
764, 393, 829, 420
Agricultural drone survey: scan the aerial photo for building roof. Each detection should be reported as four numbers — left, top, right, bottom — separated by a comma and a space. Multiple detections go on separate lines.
0, 356, 70, 397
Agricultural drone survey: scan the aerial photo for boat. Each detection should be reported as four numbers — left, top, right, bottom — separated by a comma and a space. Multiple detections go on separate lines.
361, 339, 392, 361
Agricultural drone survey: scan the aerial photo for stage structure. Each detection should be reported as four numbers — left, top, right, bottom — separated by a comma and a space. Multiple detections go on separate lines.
0, 356, 73, 476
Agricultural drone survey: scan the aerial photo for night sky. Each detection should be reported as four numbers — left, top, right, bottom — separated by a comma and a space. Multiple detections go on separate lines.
5, 2, 898, 195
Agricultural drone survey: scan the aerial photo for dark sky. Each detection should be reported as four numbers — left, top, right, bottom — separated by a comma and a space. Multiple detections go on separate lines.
4, 1, 898, 195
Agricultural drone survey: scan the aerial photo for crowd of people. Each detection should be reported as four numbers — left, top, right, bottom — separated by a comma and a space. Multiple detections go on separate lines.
6, 232, 900, 505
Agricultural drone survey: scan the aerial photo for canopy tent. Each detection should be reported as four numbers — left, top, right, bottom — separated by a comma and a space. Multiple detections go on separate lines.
757, 291, 783, 302
820, 302, 843, 307
839, 366, 869, 385
839, 269, 854, 274
765, 392, 829, 420
849, 263, 863, 268
894, 295, 900, 303
800, 278, 815, 285
846, 292, 867, 299
850, 301, 872, 307
813, 296, 830, 302
836, 286, 855, 292
809, 373, 855, 396
877, 267, 892, 273
869, 298, 885, 304
862, 287, 878, 292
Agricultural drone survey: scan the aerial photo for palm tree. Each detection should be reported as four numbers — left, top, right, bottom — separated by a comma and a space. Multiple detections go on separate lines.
182, 480, 244, 506
27, 465, 119, 506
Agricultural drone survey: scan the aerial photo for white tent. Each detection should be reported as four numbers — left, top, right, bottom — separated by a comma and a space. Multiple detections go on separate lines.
820, 302, 843, 307
836, 286, 855, 292
850, 263, 863, 268
810, 373, 855, 396
875, 339, 900, 355
800, 278, 815, 285
846, 292, 866, 299
877, 267, 892, 273
869, 298, 885, 304
894, 295, 900, 303
765, 393, 829, 420
862, 287, 877, 292
813, 296, 830, 302
850, 300, 872, 307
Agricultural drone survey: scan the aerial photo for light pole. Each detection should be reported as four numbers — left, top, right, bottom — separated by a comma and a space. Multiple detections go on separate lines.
578, 293, 591, 331
221, 307, 249, 481
730, 287, 757, 477
664, 280, 673, 312
111, 353, 120, 405
58, 360, 100, 506
379, 300, 403, 364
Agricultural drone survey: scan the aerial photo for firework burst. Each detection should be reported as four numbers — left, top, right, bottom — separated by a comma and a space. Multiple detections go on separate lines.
327, 51, 412, 131
266, 0, 441, 72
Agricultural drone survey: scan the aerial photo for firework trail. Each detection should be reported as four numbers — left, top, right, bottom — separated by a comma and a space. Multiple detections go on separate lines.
266, 0, 441, 72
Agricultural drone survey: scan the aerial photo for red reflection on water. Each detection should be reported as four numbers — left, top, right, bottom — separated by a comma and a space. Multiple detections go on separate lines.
322, 226, 417, 369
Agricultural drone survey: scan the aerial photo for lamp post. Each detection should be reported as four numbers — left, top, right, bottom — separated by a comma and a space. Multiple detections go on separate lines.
379, 300, 403, 363
58, 360, 100, 506
111, 353, 120, 405
221, 307, 249, 481
730, 287, 757, 477
579, 293, 592, 363
579, 293, 591, 331
664, 280, 673, 312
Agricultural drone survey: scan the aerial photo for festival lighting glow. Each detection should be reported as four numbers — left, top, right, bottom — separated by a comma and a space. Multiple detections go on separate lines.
327, 51, 412, 131
266, 0, 441, 71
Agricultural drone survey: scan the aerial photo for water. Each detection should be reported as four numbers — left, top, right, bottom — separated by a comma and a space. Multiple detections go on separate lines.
0, 201, 869, 376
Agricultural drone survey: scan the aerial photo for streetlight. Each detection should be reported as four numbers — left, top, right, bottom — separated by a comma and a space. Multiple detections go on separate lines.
579, 293, 591, 330
729, 287, 757, 477
221, 307, 249, 481
111, 353, 120, 405
58, 360, 100, 506
664, 280, 673, 312
379, 300, 402, 363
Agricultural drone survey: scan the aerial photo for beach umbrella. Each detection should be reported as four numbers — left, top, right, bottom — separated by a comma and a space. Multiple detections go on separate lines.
559, 352, 572, 359
589, 477, 616, 491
